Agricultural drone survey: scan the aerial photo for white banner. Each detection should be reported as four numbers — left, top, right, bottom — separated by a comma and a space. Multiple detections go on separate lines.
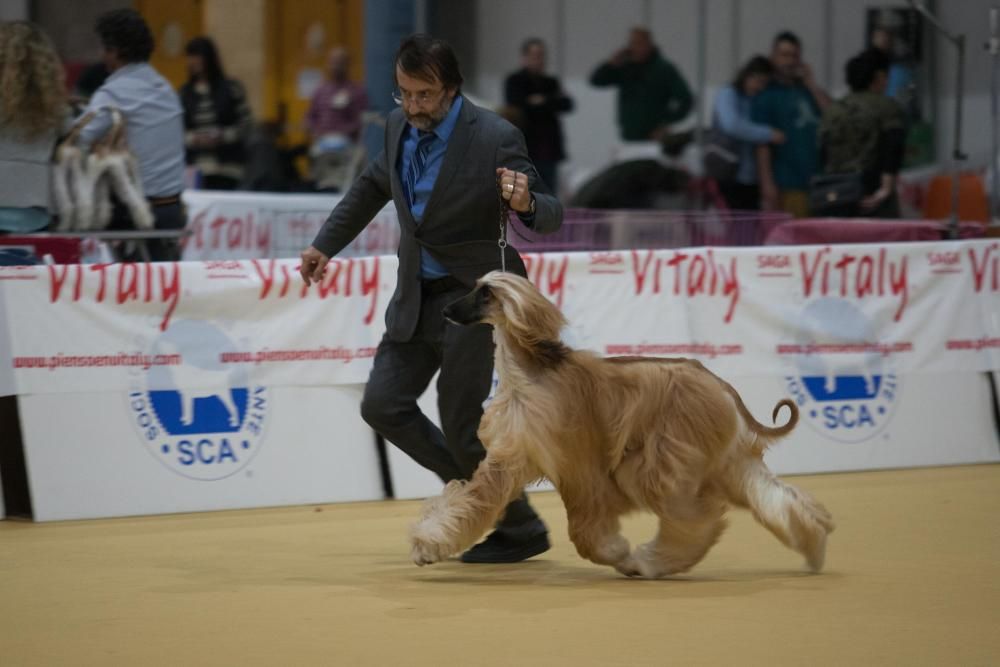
2, 241, 998, 520
1, 241, 998, 399
535, 242, 1000, 378
1, 257, 391, 395
180, 190, 400, 260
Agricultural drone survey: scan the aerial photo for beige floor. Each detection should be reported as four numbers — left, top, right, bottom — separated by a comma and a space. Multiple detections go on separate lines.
1, 464, 998, 666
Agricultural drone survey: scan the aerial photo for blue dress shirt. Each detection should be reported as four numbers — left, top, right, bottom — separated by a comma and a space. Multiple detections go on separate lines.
398, 95, 464, 279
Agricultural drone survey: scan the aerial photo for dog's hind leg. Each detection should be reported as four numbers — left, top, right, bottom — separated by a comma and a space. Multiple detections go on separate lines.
619, 493, 728, 578
723, 458, 835, 572
563, 493, 631, 571
410, 447, 537, 566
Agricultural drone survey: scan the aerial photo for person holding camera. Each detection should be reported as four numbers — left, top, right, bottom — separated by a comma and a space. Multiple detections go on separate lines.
751, 31, 831, 216
590, 28, 693, 143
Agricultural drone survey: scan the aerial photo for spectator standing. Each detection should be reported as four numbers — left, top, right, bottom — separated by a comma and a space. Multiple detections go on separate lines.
590, 28, 693, 142
752, 31, 831, 216
179, 37, 253, 190
0, 21, 67, 234
870, 27, 916, 108
504, 38, 573, 192
306, 47, 369, 143
819, 49, 905, 218
870, 25, 922, 129
710, 56, 785, 210
79, 9, 186, 260
306, 47, 369, 191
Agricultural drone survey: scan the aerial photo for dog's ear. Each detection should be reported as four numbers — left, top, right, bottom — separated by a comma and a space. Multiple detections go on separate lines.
478, 283, 494, 303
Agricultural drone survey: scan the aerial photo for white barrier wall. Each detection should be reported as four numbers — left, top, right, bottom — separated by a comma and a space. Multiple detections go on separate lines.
1, 241, 998, 519
17, 386, 381, 522
180, 190, 399, 261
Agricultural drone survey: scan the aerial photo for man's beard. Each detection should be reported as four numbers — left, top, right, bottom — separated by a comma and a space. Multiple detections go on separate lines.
405, 96, 453, 131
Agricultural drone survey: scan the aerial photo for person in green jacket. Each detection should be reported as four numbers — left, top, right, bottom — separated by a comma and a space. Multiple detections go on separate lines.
590, 28, 693, 142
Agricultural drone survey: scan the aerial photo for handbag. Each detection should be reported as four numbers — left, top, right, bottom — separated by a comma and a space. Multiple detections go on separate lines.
808, 172, 864, 217
702, 127, 740, 182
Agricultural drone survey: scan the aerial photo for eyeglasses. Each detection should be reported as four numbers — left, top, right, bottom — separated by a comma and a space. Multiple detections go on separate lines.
391, 87, 443, 106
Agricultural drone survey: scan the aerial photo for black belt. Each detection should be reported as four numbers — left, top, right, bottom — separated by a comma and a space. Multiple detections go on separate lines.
147, 194, 181, 207
421, 275, 464, 295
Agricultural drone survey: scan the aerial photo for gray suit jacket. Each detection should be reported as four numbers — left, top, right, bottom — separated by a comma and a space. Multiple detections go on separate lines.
311, 97, 563, 341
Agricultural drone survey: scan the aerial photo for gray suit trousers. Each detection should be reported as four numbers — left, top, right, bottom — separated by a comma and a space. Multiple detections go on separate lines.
360, 281, 545, 538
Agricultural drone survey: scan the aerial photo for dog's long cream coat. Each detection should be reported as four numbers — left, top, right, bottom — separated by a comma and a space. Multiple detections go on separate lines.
52, 107, 154, 232
410, 272, 834, 578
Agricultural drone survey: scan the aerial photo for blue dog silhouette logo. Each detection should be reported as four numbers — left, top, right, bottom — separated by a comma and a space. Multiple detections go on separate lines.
129, 320, 267, 480
784, 299, 898, 443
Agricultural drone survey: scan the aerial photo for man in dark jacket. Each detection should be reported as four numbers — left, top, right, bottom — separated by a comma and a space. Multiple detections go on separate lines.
819, 48, 905, 217
300, 35, 563, 564
590, 28, 693, 141
504, 38, 574, 192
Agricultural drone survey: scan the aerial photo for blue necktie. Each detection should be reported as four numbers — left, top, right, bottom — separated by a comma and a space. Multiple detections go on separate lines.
404, 131, 435, 207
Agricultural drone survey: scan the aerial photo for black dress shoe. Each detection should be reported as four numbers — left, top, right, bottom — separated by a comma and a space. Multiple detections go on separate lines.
460, 530, 550, 564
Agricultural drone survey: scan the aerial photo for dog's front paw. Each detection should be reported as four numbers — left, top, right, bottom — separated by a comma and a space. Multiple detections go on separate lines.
410, 540, 442, 566
409, 521, 451, 567
614, 556, 647, 578
615, 550, 667, 579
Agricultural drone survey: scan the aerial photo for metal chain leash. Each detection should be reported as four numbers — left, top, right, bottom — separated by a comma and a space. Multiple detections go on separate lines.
496, 173, 509, 273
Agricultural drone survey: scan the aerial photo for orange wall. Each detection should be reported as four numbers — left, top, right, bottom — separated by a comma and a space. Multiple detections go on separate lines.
132, 0, 364, 143
264, 0, 365, 140
133, 0, 204, 88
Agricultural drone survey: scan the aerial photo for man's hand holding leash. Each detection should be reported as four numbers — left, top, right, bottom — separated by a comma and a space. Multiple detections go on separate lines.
496, 167, 534, 214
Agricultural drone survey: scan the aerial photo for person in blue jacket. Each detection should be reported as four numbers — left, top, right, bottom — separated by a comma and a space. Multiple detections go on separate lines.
710, 56, 786, 210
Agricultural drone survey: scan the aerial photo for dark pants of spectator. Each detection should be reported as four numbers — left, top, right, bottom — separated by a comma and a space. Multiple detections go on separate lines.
823, 191, 901, 219
200, 174, 240, 191
717, 181, 760, 211
862, 191, 901, 219
110, 198, 186, 262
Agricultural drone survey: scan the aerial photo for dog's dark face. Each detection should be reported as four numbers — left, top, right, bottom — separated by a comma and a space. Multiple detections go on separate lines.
443, 283, 493, 325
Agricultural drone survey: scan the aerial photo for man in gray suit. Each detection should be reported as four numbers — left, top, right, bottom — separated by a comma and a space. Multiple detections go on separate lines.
300, 35, 563, 563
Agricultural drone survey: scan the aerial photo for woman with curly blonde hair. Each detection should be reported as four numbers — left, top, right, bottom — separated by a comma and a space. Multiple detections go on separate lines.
0, 21, 67, 233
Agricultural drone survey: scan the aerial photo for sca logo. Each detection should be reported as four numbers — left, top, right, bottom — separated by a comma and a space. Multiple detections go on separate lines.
128, 320, 267, 480
783, 298, 899, 443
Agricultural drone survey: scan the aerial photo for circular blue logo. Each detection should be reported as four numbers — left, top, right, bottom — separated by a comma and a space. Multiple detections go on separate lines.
784, 298, 899, 444
128, 320, 268, 480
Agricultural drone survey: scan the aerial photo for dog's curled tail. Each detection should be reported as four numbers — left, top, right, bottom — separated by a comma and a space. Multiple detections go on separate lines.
723, 381, 799, 440
763, 399, 799, 437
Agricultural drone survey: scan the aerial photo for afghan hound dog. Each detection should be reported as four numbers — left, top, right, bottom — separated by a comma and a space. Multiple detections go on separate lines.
409, 272, 835, 578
